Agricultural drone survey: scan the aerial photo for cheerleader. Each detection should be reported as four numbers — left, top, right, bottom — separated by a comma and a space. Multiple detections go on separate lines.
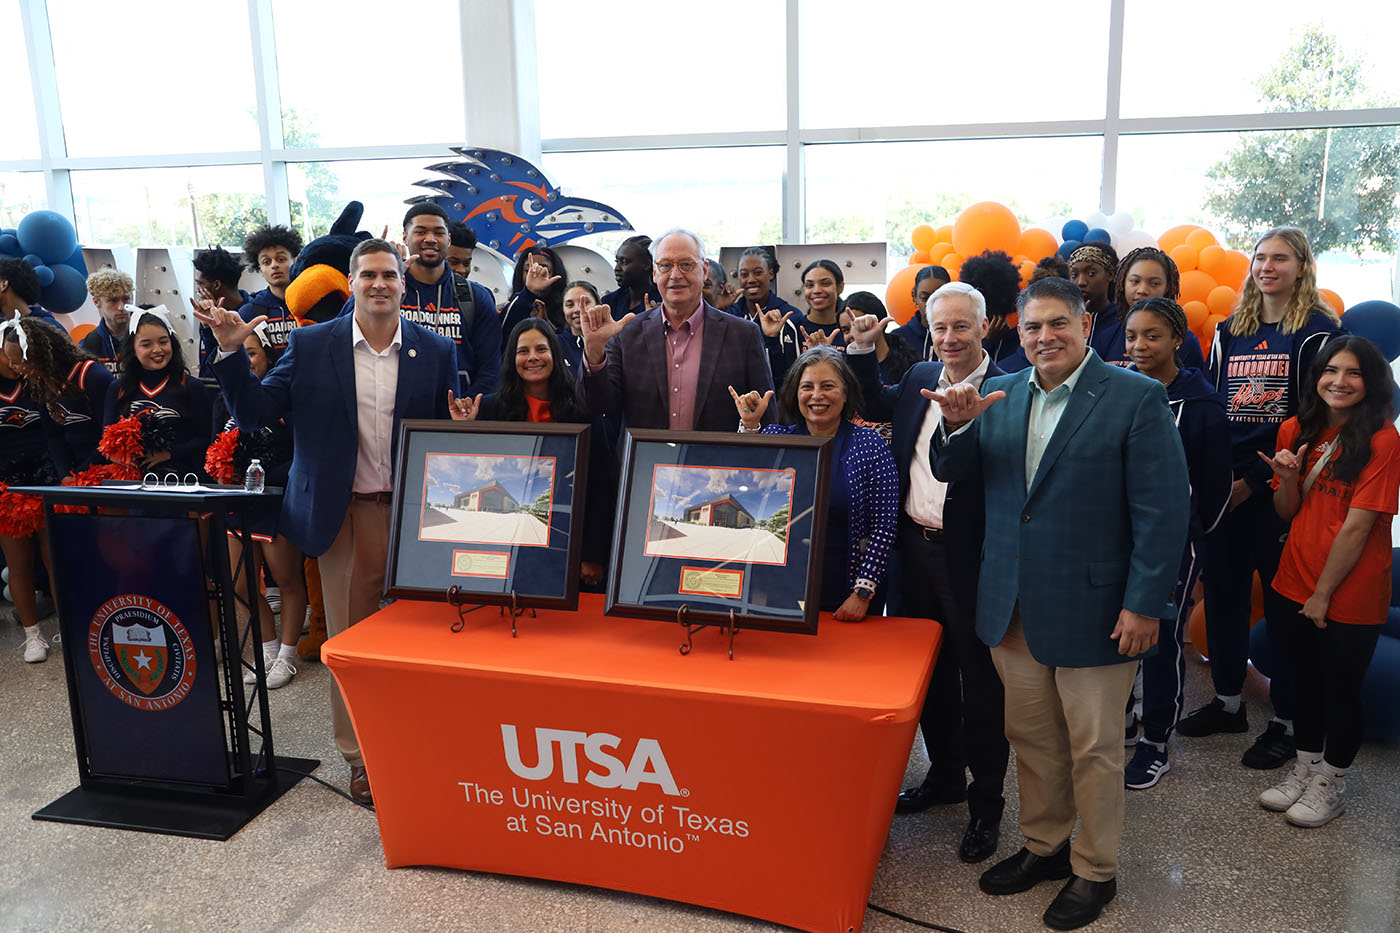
102, 309, 214, 478
0, 315, 57, 662
3, 316, 113, 476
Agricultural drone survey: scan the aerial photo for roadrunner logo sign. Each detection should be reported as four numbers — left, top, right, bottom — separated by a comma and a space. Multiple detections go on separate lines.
88, 595, 197, 711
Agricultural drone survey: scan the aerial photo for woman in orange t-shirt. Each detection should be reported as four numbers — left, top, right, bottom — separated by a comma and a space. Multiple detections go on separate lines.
1257, 336, 1400, 828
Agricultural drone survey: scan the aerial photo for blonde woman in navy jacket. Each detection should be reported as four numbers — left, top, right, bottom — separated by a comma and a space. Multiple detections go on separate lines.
733, 346, 898, 621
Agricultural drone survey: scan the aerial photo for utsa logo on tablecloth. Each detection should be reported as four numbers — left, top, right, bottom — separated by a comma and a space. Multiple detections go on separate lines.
501, 724, 681, 795
88, 595, 197, 711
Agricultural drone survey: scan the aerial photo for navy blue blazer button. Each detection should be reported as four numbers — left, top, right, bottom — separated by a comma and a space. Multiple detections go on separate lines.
1022, 513, 1030, 522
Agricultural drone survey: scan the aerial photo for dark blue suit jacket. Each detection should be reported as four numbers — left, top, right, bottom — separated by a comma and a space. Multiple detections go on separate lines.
213, 314, 460, 557
851, 351, 1002, 614
932, 352, 1189, 667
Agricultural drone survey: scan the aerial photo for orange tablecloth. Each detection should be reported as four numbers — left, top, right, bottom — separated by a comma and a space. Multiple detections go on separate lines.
323, 594, 941, 933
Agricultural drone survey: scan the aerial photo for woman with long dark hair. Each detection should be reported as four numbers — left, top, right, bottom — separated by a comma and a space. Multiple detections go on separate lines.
798, 260, 846, 348
103, 309, 214, 478
1256, 336, 1398, 826
460, 318, 617, 587
1179, 227, 1343, 771
500, 247, 569, 339
4, 316, 113, 476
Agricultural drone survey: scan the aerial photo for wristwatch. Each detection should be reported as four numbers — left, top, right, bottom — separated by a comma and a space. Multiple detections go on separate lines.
853, 584, 874, 601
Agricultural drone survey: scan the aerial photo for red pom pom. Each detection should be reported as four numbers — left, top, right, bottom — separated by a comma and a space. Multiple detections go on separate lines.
0, 485, 45, 538
55, 463, 141, 514
98, 415, 146, 466
205, 428, 240, 485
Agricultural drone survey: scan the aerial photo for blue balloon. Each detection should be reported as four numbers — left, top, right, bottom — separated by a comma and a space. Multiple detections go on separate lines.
17, 210, 79, 265
1341, 300, 1400, 362
39, 263, 89, 314
1056, 239, 1082, 260
0, 234, 18, 256
1084, 228, 1112, 245
34, 265, 55, 288
62, 244, 88, 277
1061, 219, 1088, 242
23, 253, 43, 268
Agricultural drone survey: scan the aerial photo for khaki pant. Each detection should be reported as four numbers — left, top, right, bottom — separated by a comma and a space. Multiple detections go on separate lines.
317, 497, 391, 767
991, 616, 1137, 881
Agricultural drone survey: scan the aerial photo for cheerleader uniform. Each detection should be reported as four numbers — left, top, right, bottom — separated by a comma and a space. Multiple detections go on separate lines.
103, 365, 214, 480
0, 374, 55, 537
42, 359, 115, 476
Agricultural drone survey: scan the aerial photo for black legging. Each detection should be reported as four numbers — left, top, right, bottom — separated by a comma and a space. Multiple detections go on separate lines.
1267, 592, 1381, 769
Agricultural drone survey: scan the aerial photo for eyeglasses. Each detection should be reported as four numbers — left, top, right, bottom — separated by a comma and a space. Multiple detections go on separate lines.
655, 260, 700, 275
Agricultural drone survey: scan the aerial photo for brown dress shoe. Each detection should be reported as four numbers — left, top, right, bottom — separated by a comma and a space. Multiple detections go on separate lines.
349, 765, 373, 804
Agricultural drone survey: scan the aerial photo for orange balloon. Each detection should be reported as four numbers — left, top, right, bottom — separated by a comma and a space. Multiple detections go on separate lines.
1012, 254, 1030, 266
68, 322, 96, 343
1187, 602, 1208, 659
1018, 260, 1036, 287
911, 224, 937, 252
1197, 245, 1229, 281
1178, 270, 1216, 305
1203, 313, 1228, 346
1318, 288, 1345, 315
1220, 250, 1250, 290
934, 225, 953, 244
1157, 224, 1198, 253
910, 249, 931, 264
1017, 227, 1059, 263
1005, 311, 1018, 328
1183, 300, 1210, 332
1206, 285, 1238, 316
885, 264, 928, 325
1169, 244, 1199, 272
928, 242, 955, 263
1185, 228, 1218, 252
941, 252, 965, 282
951, 202, 1022, 259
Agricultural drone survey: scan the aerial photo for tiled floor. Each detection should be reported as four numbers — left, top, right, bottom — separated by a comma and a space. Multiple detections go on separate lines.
1, 613, 1396, 933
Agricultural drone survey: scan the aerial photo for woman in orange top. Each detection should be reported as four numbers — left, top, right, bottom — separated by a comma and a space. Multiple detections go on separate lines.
465, 318, 619, 588
1257, 335, 1400, 828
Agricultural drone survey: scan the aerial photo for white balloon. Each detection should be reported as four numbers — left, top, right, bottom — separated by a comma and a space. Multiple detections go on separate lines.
1106, 211, 1135, 239
1117, 229, 1158, 253
1085, 210, 1108, 229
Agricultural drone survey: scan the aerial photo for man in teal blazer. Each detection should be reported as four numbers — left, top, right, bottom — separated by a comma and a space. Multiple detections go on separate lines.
930, 276, 1188, 931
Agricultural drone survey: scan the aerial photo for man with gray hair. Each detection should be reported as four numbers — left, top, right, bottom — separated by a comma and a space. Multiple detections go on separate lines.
577, 227, 772, 432
846, 281, 1009, 864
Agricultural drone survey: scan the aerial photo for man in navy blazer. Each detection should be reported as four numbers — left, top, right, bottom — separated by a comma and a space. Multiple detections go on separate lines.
577, 228, 773, 433
930, 276, 1188, 930
846, 282, 1009, 865
196, 239, 462, 804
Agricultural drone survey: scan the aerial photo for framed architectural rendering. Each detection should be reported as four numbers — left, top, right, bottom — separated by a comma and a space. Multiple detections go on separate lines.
386, 420, 590, 609
607, 429, 831, 635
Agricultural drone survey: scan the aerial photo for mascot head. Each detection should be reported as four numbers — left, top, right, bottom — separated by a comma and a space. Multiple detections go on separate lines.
285, 201, 372, 325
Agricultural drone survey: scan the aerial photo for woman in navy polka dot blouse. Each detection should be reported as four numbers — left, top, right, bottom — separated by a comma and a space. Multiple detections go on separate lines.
733, 346, 899, 620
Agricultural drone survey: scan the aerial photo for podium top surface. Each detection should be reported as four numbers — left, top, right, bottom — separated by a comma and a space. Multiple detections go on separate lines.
6, 483, 285, 508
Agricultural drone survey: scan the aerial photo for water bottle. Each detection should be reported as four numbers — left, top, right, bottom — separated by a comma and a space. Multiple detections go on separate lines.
243, 459, 266, 494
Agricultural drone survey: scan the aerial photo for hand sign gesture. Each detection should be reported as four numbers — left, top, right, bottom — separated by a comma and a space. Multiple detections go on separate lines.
643, 294, 660, 312
448, 390, 482, 421
524, 260, 561, 295
728, 385, 773, 431
801, 326, 837, 352
579, 303, 633, 366
713, 281, 740, 311
846, 313, 892, 350
758, 306, 793, 338
920, 383, 1007, 425
191, 297, 264, 353
1258, 444, 1306, 484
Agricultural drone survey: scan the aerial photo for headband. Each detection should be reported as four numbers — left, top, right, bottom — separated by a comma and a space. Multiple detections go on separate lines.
132, 305, 173, 333
1068, 245, 1115, 273
0, 311, 27, 360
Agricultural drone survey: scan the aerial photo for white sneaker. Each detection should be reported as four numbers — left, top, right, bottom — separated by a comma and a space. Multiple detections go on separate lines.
265, 655, 297, 689
265, 587, 282, 617
243, 649, 277, 685
1286, 773, 1345, 827
22, 627, 48, 663
1259, 760, 1314, 811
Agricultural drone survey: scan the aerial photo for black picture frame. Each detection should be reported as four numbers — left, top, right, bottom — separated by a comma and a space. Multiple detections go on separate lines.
386, 420, 590, 610
606, 429, 832, 635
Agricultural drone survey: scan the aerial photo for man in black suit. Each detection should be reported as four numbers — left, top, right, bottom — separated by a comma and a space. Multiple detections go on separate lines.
577, 228, 773, 432
847, 282, 1009, 863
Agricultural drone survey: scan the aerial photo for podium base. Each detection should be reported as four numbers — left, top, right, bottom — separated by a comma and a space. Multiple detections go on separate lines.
31, 755, 321, 841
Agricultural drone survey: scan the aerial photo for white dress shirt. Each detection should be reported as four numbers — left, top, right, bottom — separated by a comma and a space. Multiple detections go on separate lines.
350, 316, 403, 493
906, 352, 991, 528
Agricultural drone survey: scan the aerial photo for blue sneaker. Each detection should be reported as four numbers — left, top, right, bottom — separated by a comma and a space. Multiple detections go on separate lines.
1125, 741, 1170, 790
